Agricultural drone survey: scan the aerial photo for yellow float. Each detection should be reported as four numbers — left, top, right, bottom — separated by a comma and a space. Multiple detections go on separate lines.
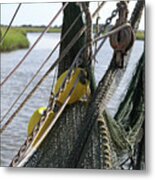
28, 107, 55, 146
28, 68, 90, 146
54, 68, 91, 104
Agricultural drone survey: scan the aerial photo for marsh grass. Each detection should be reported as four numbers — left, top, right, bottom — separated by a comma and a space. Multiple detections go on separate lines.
0, 27, 30, 52
12, 26, 145, 41
0, 26, 144, 52
20, 27, 61, 33
135, 31, 145, 41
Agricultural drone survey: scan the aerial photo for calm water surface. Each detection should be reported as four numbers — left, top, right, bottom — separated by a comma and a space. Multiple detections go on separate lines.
1, 33, 144, 166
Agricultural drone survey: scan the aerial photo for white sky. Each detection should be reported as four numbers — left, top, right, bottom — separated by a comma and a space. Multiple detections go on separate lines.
1, 1, 145, 30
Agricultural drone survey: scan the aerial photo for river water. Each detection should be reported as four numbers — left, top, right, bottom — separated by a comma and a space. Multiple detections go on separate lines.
1, 33, 144, 166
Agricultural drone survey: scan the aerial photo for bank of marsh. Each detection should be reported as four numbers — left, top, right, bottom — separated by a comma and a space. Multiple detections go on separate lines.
0, 27, 30, 52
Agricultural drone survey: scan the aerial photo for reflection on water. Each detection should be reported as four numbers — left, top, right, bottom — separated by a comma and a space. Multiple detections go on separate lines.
1, 33, 144, 166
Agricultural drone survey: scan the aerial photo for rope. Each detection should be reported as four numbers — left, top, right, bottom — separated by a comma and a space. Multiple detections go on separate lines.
130, 0, 145, 29
9, 3, 120, 166
9, 22, 131, 168
0, 21, 130, 134
0, 3, 22, 45
0, 1, 144, 167
92, 1, 106, 18
81, 2, 93, 64
94, 2, 100, 64
0, 12, 83, 124
1, 2, 106, 130
74, 0, 145, 168
98, 116, 113, 169
10, 38, 86, 167
0, 2, 68, 87
96, 8, 118, 38
0, 22, 86, 133
14, 75, 80, 167
51, 66, 58, 92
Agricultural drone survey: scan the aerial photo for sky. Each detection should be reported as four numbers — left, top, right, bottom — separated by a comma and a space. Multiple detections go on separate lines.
1, 1, 145, 30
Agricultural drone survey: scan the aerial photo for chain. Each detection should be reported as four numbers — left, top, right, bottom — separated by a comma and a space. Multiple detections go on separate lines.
17, 75, 81, 167
3, 1, 105, 133
10, 21, 131, 167
96, 8, 118, 38
10, 21, 88, 167
92, 4, 119, 67
10, 2, 129, 167
0, 12, 83, 125
10, 49, 82, 167
4, 1, 105, 128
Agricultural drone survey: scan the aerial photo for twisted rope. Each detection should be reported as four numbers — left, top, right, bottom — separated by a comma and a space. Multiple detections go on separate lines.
9, 3, 107, 166
8, 4, 130, 168
1, 21, 130, 134
75, 0, 145, 168
98, 115, 113, 169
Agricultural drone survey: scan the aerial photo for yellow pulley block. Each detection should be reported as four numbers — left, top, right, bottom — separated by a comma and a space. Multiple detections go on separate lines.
28, 107, 55, 146
54, 68, 91, 104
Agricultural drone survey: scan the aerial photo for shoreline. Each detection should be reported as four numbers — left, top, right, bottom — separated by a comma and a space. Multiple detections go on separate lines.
0, 27, 144, 52
0, 27, 30, 52
21, 27, 144, 40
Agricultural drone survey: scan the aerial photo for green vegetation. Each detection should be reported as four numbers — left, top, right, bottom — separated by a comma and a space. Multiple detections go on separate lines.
0, 27, 30, 52
0, 26, 61, 52
19, 26, 144, 40
135, 31, 145, 41
0, 25, 144, 52
20, 27, 61, 33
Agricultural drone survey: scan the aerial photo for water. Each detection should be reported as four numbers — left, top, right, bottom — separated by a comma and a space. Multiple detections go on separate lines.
0, 33, 144, 166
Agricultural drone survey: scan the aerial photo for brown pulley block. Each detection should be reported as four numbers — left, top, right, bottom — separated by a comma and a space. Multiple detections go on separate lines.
109, 1, 135, 68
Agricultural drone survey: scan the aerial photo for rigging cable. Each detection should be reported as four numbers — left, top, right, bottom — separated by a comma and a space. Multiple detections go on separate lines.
0, 23, 131, 133
0, 3, 22, 45
9, 18, 132, 167
0, 2, 68, 87
0, 2, 108, 133
0, 13, 83, 123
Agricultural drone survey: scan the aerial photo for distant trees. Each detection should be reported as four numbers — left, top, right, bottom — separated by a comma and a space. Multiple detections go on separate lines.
20, 24, 62, 29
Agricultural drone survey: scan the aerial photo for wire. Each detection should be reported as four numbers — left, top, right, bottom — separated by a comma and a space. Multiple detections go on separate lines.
0, 22, 130, 133
0, 3, 22, 45
0, 2, 107, 132
0, 13, 82, 123
0, 2, 68, 87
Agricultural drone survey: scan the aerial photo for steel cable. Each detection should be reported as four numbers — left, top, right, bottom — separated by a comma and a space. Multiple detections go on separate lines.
0, 2, 106, 131
0, 21, 130, 134
0, 3, 22, 44
0, 13, 83, 123
0, 2, 68, 87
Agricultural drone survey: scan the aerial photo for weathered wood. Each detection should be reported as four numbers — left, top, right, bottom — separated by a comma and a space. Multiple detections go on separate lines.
58, 2, 85, 77
25, 2, 89, 168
